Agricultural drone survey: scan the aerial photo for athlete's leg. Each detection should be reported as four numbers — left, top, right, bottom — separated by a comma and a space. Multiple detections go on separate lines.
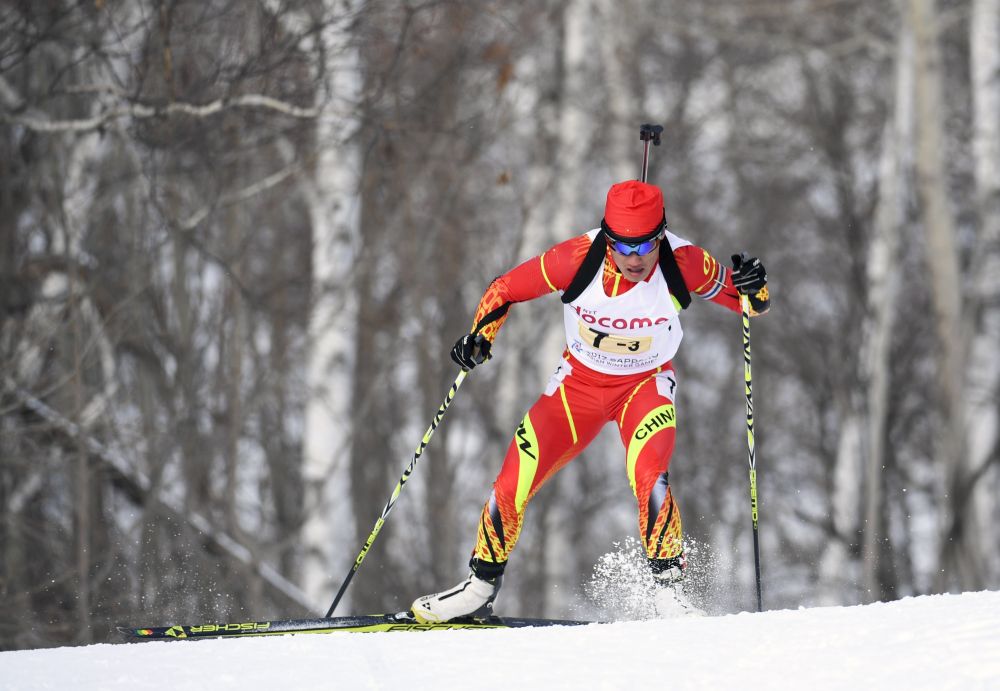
473, 361, 606, 568
412, 361, 607, 622
615, 368, 683, 564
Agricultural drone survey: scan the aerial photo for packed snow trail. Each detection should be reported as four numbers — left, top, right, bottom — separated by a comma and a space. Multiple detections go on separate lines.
3, 591, 999, 690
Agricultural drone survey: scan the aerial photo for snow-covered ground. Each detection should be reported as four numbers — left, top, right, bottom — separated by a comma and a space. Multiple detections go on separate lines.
3, 590, 998, 690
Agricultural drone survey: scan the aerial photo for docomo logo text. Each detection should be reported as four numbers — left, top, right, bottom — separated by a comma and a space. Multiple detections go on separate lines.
574, 306, 670, 330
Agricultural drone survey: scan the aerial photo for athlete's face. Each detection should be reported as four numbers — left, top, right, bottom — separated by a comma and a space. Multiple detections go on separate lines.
611, 240, 660, 283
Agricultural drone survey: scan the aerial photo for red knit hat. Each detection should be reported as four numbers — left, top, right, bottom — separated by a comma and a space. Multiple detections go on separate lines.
603, 180, 665, 239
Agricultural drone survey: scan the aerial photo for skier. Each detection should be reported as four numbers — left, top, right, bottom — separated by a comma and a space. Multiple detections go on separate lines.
411, 180, 769, 623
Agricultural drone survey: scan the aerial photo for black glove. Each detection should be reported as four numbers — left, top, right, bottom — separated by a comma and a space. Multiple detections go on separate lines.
731, 252, 770, 314
731, 253, 767, 295
451, 333, 492, 371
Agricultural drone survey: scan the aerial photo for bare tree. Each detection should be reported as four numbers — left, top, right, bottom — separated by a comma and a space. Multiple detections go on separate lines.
904, 0, 970, 592
2, 0, 997, 651
958, 0, 1000, 589
860, 22, 912, 604
1, 0, 325, 646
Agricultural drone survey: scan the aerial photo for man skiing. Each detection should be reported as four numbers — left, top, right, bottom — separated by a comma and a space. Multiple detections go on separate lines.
411, 179, 770, 623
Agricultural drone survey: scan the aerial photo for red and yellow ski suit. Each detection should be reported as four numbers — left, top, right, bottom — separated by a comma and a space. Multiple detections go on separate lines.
468, 230, 752, 568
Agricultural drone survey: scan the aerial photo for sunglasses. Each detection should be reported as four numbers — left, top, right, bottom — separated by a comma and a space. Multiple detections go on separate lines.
607, 234, 661, 257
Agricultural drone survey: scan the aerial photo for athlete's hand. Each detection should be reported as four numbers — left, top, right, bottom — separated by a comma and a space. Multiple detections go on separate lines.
451, 333, 492, 371
731, 252, 770, 314
731, 253, 767, 295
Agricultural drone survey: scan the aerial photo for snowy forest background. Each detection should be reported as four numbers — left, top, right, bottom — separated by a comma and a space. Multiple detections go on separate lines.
1, 0, 998, 650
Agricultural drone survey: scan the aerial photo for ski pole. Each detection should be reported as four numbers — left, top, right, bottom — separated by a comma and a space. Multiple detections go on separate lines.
741, 293, 763, 612
325, 368, 469, 617
638, 123, 663, 183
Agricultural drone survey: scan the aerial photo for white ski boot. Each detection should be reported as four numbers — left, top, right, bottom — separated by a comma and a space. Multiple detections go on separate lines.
650, 554, 706, 618
411, 573, 502, 623
653, 582, 706, 617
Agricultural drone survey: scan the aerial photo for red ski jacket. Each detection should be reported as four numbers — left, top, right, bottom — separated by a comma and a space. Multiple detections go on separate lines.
470, 232, 754, 347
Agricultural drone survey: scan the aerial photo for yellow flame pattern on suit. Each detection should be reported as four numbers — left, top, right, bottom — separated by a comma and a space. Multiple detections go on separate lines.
474, 498, 505, 563
645, 485, 683, 559
470, 279, 511, 343
473, 497, 523, 564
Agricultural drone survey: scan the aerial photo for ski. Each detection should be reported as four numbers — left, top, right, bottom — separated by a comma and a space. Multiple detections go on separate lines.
118, 611, 594, 640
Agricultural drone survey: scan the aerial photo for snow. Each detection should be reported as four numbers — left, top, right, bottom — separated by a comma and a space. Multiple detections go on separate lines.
3, 591, 999, 690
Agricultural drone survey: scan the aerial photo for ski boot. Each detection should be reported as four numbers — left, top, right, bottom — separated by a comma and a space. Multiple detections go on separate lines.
411, 559, 504, 623
650, 554, 706, 618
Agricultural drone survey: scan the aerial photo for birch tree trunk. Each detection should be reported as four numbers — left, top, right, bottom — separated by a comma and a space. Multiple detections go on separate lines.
598, 0, 640, 183
818, 413, 863, 604
528, 0, 596, 617
494, 26, 564, 426
301, 5, 361, 608
905, 0, 969, 592
811, 33, 918, 601
961, 0, 1000, 588
861, 25, 912, 603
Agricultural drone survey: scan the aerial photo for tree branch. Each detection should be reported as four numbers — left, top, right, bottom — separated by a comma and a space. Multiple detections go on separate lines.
5, 93, 320, 133
4, 378, 319, 615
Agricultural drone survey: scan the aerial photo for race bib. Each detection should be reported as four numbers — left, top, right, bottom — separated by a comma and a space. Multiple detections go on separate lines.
578, 322, 652, 355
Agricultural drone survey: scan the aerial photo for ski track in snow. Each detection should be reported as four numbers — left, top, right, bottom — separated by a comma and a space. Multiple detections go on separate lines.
2, 591, 999, 691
